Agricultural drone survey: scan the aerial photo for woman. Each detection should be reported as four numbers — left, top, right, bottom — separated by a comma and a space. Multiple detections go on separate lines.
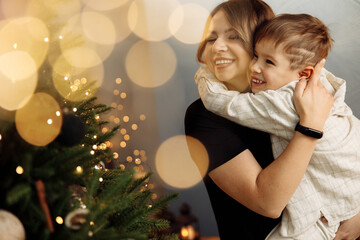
185, 0, 360, 239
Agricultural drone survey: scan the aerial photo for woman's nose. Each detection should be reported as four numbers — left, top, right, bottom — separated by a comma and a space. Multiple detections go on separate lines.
212, 38, 227, 52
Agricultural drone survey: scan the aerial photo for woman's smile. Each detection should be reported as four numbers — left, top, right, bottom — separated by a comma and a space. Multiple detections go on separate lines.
215, 58, 234, 68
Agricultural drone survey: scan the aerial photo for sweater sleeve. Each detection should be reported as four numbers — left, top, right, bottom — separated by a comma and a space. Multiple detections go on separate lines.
195, 66, 299, 140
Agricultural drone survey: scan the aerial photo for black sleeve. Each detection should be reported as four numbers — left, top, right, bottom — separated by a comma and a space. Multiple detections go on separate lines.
185, 99, 249, 172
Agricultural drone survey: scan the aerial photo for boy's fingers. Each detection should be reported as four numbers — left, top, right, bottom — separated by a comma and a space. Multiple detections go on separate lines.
308, 59, 326, 86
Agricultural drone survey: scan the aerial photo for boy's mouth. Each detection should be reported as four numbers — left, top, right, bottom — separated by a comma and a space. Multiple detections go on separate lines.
251, 76, 265, 85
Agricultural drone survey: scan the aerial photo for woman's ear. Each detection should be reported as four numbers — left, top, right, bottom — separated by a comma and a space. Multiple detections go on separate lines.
298, 66, 314, 80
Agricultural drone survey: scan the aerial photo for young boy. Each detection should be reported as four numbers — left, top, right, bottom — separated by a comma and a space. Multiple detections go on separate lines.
195, 14, 360, 239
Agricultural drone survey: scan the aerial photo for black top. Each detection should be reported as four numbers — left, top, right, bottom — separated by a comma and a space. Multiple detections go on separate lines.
185, 99, 280, 239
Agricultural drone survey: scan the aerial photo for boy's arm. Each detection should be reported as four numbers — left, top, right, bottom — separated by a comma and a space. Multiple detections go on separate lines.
195, 66, 298, 139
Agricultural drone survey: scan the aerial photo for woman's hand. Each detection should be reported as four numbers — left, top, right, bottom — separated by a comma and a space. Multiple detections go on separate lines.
293, 59, 334, 131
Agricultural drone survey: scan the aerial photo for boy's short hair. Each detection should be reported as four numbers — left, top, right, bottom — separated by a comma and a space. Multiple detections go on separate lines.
197, 0, 275, 63
254, 13, 333, 70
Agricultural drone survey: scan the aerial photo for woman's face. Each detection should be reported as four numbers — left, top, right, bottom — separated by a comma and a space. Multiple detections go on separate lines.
203, 10, 252, 92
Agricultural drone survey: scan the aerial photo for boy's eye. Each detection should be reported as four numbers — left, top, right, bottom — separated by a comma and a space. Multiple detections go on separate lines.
229, 34, 240, 40
266, 59, 275, 65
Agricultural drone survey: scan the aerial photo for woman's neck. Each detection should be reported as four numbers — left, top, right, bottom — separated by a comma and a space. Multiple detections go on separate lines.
224, 76, 251, 93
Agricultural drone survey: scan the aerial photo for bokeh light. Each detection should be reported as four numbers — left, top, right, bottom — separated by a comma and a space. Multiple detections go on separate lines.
126, 40, 177, 88
81, 11, 116, 45
99, 1, 133, 43
82, 0, 129, 11
128, 0, 180, 41
27, 0, 82, 25
57, 13, 114, 65
15, 93, 62, 146
169, 3, 209, 44
0, 17, 49, 70
0, 50, 37, 110
52, 51, 104, 102
62, 47, 102, 69
155, 135, 209, 189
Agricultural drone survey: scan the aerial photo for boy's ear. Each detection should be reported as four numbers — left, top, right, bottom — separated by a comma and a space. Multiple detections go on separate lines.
298, 66, 314, 80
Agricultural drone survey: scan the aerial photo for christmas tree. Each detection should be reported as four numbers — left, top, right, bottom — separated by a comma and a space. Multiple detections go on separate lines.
0, 0, 178, 239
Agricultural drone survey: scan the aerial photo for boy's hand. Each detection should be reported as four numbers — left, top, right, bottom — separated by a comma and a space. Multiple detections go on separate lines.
293, 59, 333, 131
334, 215, 360, 240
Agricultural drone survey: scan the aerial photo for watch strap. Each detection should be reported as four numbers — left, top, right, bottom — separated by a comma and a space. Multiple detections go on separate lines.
295, 122, 323, 139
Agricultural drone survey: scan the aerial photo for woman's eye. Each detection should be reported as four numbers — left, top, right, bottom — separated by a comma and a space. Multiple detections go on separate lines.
266, 59, 275, 65
206, 38, 216, 43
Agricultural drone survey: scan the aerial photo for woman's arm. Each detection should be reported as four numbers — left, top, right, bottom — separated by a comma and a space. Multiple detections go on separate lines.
209, 59, 333, 218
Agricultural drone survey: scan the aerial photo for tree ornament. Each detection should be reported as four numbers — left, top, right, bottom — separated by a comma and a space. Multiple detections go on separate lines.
65, 208, 89, 230
56, 113, 85, 146
94, 161, 106, 171
0, 210, 26, 240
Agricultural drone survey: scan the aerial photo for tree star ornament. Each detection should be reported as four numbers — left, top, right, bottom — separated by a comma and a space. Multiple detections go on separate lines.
0, 210, 26, 240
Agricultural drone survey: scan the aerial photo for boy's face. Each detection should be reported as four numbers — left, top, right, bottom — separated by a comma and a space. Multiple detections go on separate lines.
250, 39, 300, 93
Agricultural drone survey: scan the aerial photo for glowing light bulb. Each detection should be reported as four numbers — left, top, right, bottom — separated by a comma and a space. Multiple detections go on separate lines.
135, 158, 141, 165
56, 216, 63, 224
16, 166, 24, 175
76, 166, 83, 174
115, 78, 122, 84
47, 119, 53, 125
123, 116, 129, 122
140, 114, 146, 121
131, 124, 138, 130
113, 89, 119, 95
120, 92, 126, 99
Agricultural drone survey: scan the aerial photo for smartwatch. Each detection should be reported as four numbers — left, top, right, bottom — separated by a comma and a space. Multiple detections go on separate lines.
295, 122, 323, 139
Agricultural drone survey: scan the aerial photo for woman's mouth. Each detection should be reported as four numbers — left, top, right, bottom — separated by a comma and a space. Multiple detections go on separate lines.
215, 59, 233, 68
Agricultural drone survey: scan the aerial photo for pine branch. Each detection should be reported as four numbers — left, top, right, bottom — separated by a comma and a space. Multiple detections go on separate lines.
6, 183, 32, 205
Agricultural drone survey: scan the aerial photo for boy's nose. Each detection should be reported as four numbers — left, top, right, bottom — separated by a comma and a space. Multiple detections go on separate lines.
250, 58, 261, 73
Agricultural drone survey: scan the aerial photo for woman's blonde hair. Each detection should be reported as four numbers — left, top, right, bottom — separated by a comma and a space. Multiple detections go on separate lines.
196, 0, 275, 63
